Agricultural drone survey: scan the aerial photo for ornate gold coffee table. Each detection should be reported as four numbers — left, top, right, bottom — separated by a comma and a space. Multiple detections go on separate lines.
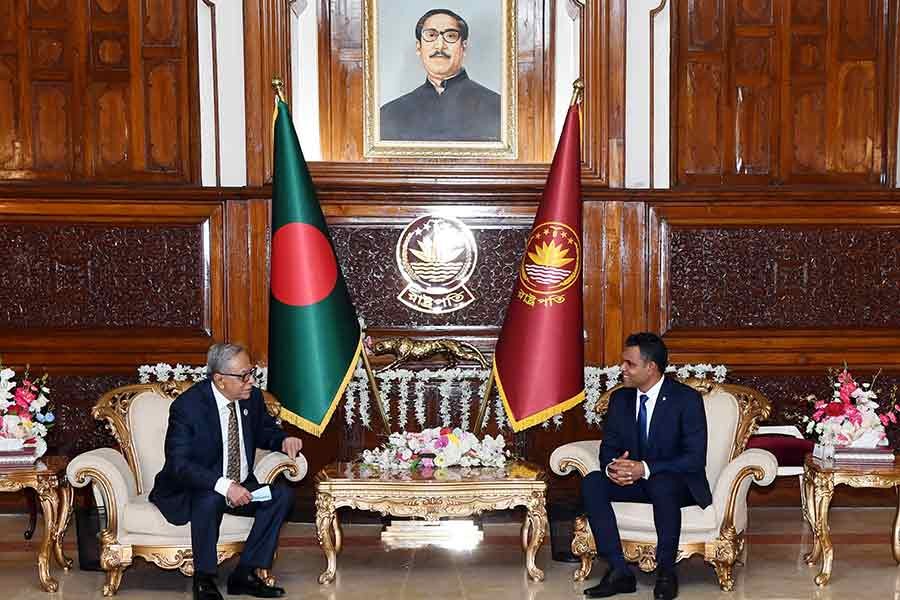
0, 456, 74, 592
314, 460, 548, 584
803, 454, 900, 586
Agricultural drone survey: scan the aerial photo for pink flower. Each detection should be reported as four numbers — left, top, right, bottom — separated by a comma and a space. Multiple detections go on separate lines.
434, 437, 448, 449
838, 370, 855, 385
881, 414, 889, 426
825, 402, 845, 417
812, 409, 825, 421
421, 458, 434, 468
890, 412, 897, 424
839, 381, 857, 404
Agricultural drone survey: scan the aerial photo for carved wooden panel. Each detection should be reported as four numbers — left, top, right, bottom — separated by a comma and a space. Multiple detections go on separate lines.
0, 196, 225, 369
679, 63, 723, 175
0, 0, 197, 182
676, 0, 892, 185
667, 227, 900, 329
332, 225, 528, 329
0, 223, 204, 329
688, 0, 723, 51
736, 0, 773, 26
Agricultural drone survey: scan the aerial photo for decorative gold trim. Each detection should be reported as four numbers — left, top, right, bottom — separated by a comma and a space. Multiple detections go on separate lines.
557, 458, 592, 477
362, 0, 518, 159
93, 381, 190, 495
316, 464, 548, 583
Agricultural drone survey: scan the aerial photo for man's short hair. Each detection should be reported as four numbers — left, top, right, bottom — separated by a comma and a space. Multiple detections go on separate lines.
207, 343, 246, 375
415, 9, 469, 42
625, 332, 668, 374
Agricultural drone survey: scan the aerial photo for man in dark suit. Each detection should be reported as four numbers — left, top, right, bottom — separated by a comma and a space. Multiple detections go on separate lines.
379, 9, 501, 142
150, 343, 303, 600
582, 333, 710, 600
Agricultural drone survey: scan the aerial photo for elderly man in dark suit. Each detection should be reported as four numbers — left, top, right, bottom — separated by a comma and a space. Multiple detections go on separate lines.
150, 343, 303, 600
379, 8, 501, 142
581, 333, 711, 600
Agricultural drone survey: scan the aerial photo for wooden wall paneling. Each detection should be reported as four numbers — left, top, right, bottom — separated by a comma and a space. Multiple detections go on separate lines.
0, 196, 226, 371
0, 0, 197, 183
248, 198, 272, 362
582, 201, 605, 364
605, 0, 625, 186
648, 199, 900, 371
676, 0, 894, 185
244, 0, 295, 186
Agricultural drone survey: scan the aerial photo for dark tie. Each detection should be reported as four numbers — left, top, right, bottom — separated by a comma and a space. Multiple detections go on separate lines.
226, 402, 241, 482
637, 394, 650, 453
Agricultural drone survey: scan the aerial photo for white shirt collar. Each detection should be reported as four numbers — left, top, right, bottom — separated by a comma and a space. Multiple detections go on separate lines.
211, 380, 236, 410
638, 375, 665, 403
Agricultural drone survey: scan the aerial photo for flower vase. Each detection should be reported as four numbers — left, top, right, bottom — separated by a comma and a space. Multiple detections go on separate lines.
849, 429, 886, 449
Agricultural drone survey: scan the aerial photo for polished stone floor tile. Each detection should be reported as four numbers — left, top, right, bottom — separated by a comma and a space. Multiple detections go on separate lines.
3, 507, 900, 599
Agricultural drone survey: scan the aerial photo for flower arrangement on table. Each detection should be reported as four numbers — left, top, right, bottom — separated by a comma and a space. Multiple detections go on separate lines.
0, 361, 54, 457
360, 427, 508, 471
803, 368, 899, 448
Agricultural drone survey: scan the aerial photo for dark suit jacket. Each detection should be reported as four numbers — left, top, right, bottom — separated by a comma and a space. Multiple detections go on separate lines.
600, 377, 712, 508
149, 380, 287, 525
379, 69, 501, 142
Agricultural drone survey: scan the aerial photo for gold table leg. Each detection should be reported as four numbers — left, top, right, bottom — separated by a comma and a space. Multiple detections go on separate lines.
54, 482, 74, 570
803, 470, 822, 566
892, 487, 900, 564
316, 493, 338, 585
36, 483, 61, 592
524, 495, 548, 582
811, 476, 835, 587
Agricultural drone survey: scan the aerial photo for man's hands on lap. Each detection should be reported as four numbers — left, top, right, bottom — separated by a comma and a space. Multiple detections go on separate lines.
226, 482, 252, 507
282, 436, 302, 459
608, 451, 645, 486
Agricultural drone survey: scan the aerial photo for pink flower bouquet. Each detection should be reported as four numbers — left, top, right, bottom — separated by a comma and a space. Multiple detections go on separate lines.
0, 361, 54, 455
804, 368, 897, 448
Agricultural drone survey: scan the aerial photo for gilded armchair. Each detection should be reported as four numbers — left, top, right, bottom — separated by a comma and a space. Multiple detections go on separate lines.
549, 379, 777, 591
66, 381, 308, 596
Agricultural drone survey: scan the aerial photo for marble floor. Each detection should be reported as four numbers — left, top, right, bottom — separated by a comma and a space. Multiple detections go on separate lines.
2, 507, 900, 599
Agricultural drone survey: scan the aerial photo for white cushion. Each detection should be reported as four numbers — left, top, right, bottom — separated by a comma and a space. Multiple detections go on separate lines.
128, 391, 174, 493
121, 496, 253, 537
612, 502, 717, 533
702, 389, 739, 488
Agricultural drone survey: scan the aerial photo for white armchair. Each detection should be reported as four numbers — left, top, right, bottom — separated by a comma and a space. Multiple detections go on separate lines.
67, 382, 308, 596
550, 379, 777, 591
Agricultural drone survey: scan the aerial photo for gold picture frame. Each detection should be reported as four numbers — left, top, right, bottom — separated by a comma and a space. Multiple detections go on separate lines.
363, 0, 518, 159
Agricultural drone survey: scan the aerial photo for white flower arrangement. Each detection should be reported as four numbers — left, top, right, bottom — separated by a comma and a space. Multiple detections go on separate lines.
138, 362, 728, 431
360, 427, 507, 471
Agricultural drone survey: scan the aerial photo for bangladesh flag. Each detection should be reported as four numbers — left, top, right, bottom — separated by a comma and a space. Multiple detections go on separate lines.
267, 98, 361, 436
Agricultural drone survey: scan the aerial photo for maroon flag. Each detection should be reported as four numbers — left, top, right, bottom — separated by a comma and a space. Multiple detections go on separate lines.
493, 104, 584, 431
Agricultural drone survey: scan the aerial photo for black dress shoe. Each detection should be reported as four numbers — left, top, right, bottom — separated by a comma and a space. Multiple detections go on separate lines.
653, 571, 678, 600
226, 569, 286, 598
584, 567, 637, 597
193, 574, 224, 600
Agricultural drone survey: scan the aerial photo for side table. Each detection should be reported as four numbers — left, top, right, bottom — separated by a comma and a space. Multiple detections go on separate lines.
802, 453, 900, 586
0, 455, 74, 591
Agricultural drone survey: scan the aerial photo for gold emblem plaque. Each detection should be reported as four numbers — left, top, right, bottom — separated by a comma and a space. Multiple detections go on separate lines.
395, 216, 478, 314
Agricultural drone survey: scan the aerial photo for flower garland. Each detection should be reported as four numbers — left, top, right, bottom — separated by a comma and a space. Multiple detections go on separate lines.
138, 362, 728, 431
361, 427, 508, 471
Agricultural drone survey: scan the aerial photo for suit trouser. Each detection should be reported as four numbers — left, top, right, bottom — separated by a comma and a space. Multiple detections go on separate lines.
190, 476, 294, 576
581, 470, 697, 572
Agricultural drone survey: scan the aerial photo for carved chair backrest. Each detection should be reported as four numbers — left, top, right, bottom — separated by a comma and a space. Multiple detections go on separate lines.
595, 378, 771, 488
93, 381, 283, 496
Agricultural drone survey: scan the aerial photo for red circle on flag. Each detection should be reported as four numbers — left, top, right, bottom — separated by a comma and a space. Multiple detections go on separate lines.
271, 223, 338, 306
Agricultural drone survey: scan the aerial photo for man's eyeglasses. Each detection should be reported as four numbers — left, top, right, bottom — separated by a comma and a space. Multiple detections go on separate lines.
218, 368, 260, 384
421, 28, 462, 44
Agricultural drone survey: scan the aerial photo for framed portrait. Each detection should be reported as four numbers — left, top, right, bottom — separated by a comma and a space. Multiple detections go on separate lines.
363, 0, 518, 159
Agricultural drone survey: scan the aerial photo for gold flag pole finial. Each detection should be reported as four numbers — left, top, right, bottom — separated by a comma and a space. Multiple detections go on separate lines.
271, 77, 287, 104
570, 79, 584, 106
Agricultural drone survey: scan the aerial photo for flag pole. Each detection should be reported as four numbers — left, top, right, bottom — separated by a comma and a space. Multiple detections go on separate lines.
473, 359, 495, 436
570, 78, 584, 106
271, 77, 287, 103
360, 334, 391, 435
